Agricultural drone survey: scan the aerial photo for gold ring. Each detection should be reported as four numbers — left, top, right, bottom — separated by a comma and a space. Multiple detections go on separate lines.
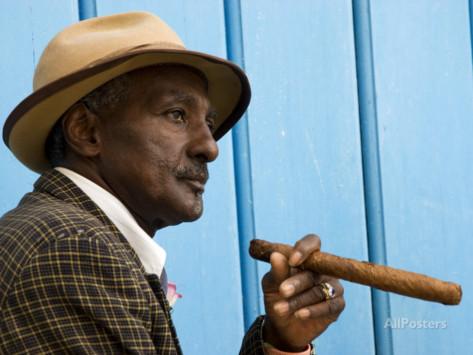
319, 282, 335, 301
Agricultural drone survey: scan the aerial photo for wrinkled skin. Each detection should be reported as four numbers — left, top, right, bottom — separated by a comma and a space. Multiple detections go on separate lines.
60, 65, 345, 350
61, 65, 218, 234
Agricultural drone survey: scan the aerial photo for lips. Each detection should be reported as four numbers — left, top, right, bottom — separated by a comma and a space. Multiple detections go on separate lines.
174, 164, 208, 194
182, 178, 205, 194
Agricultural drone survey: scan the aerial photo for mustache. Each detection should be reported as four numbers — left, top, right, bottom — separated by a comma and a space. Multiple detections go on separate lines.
173, 163, 209, 183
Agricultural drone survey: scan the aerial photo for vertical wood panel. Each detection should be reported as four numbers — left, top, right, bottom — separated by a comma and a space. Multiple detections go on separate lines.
78, 0, 97, 19
352, 1, 394, 353
0, 1, 78, 214
240, 1, 375, 354
95, 2, 244, 354
370, 1, 473, 353
223, 0, 261, 330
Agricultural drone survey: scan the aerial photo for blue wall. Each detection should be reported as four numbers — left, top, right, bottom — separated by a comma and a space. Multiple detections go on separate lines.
1, 1, 471, 354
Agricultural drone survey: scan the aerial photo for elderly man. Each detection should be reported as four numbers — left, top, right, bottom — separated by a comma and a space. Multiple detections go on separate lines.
0, 12, 344, 354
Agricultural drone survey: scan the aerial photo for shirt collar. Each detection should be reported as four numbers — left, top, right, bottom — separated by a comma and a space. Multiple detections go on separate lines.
55, 167, 166, 277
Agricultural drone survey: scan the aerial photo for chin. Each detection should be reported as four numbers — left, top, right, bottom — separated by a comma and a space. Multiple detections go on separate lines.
184, 204, 204, 222
166, 201, 204, 226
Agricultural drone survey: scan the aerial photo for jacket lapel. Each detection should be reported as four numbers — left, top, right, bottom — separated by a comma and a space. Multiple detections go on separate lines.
146, 273, 182, 354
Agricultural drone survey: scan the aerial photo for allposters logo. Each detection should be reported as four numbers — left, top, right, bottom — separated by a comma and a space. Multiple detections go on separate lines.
384, 317, 447, 329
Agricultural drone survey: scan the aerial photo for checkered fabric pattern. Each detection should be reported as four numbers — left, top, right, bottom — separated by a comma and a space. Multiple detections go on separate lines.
240, 317, 315, 355
0, 170, 266, 354
239, 316, 266, 354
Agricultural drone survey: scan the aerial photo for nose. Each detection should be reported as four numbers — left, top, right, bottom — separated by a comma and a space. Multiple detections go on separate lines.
188, 122, 219, 163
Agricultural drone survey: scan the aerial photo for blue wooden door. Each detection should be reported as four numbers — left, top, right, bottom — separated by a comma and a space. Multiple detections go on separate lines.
1, 1, 471, 354
0, 0, 78, 212
239, 1, 374, 354
368, 1, 473, 354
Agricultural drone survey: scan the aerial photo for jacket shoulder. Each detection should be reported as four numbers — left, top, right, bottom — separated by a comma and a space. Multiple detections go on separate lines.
1, 189, 112, 242
0, 190, 118, 309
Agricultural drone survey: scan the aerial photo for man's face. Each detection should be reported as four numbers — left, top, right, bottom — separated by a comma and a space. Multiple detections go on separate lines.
96, 65, 219, 233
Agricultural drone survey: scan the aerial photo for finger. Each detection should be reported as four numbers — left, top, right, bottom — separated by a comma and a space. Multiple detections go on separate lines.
294, 296, 346, 320
279, 271, 323, 298
281, 280, 344, 316
269, 252, 291, 287
289, 234, 321, 267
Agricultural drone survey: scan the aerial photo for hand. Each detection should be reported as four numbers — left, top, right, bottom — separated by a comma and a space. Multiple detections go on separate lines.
262, 234, 345, 352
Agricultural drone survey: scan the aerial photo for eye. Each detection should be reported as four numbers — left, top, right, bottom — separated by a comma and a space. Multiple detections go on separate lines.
206, 117, 216, 131
166, 109, 186, 124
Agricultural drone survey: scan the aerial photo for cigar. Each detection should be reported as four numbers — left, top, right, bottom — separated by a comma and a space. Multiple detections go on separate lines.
249, 239, 462, 305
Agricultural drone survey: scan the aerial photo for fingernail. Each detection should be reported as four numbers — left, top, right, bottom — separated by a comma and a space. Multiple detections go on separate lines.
296, 309, 310, 320
274, 302, 289, 315
281, 284, 295, 297
289, 251, 303, 266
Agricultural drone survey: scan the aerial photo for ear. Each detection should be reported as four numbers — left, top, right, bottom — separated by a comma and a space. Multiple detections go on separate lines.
62, 103, 102, 158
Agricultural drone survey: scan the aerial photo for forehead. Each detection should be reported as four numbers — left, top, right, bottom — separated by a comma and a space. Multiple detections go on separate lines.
124, 65, 213, 116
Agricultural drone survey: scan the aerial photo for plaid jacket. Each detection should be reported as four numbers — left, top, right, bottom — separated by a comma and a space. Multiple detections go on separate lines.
0, 170, 266, 354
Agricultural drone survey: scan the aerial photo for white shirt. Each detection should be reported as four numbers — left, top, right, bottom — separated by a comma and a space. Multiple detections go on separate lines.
55, 167, 166, 277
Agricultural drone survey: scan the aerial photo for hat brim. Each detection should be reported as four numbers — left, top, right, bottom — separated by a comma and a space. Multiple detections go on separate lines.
3, 47, 251, 173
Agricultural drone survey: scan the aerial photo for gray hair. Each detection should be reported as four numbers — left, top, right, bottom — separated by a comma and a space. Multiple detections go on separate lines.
45, 74, 130, 166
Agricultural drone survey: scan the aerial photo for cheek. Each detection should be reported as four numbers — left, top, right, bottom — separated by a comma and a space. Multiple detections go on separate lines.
102, 127, 165, 171
100, 124, 187, 196
132, 149, 187, 202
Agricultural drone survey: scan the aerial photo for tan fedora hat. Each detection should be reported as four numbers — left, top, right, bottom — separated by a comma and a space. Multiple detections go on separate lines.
2, 11, 251, 173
